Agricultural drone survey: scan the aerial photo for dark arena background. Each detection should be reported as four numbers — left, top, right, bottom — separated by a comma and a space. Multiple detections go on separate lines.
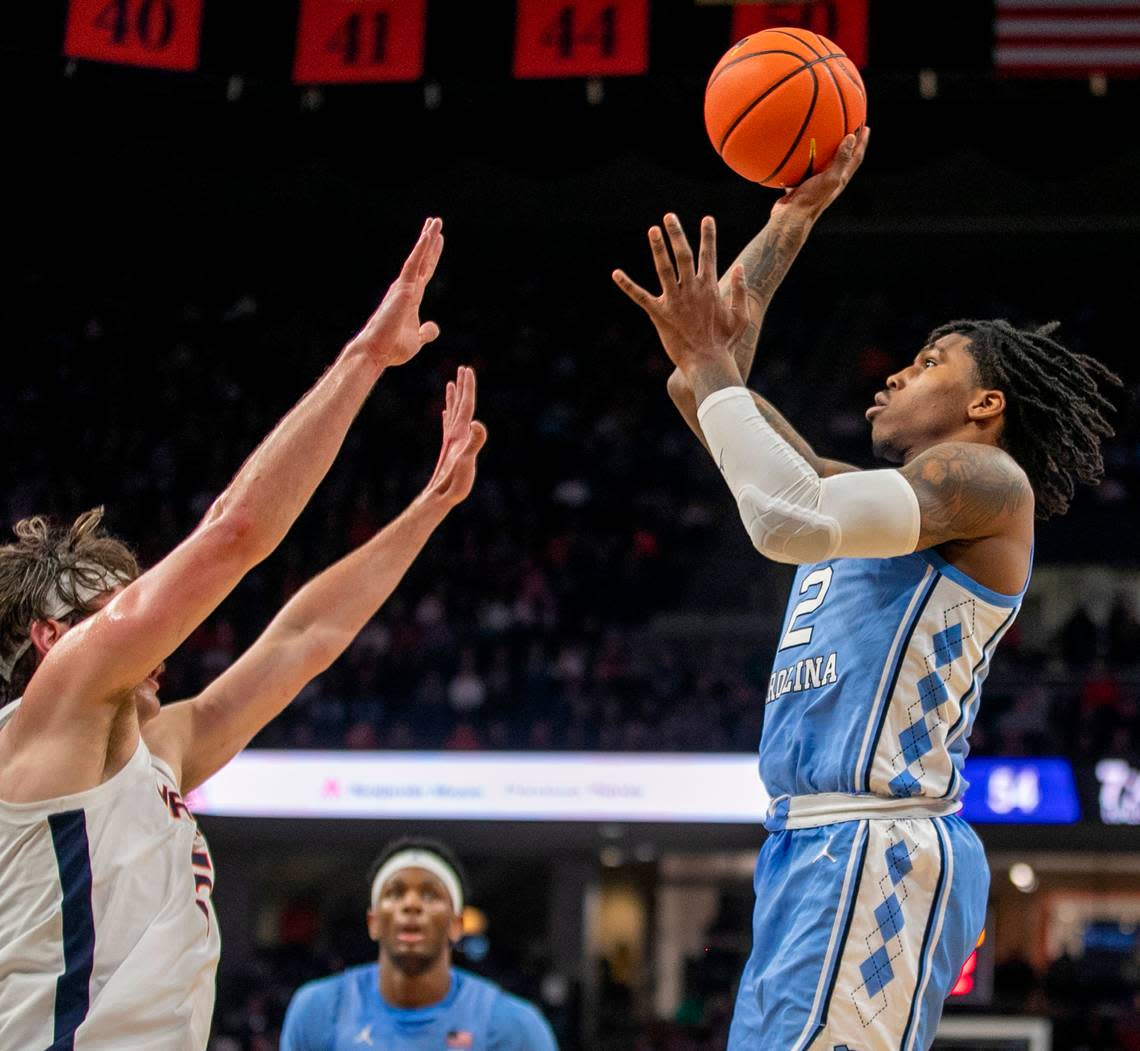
4, 1, 1140, 1048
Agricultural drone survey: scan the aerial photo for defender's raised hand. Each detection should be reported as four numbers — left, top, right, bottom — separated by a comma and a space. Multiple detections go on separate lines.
423, 366, 488, 509
346, 217, 445, 369
613, 214, 749, 375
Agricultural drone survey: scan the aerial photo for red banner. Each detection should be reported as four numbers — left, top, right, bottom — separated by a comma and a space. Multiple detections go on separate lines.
294, 0, 426, 84
514, 0, 649, 79
732, 0, 868, 69
64, 0, 203, 71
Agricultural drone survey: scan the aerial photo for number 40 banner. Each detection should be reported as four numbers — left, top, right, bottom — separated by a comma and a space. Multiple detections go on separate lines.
64, 0, 203, 71
294, 0, 426, 84
514, 0, 649, 78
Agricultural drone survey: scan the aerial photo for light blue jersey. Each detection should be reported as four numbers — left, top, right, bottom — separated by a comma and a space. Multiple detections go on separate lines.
281, 964, 558, 1051
729, 547, 1027, 1051
761, 548, 1025, 805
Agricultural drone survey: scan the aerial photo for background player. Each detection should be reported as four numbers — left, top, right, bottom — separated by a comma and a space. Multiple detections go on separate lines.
281, 836, 558, 1051
612, 132, 1120, 1049
0, 221, 488, 1050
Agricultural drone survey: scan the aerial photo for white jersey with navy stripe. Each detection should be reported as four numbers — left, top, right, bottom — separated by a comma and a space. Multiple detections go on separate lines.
762, 547, 1026, 804
0, 700, 219, 1051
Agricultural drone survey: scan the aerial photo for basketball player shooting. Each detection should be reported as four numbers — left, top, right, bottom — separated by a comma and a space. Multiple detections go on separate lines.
0, 219, 487, 1051
613, 130, 1120, 1049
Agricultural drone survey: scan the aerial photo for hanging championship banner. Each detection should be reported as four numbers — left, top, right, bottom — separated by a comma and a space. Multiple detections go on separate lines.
514, 0, 649, 78
64, 0, 203, 71
731, 0, 868, 69
294, 0, 426, 84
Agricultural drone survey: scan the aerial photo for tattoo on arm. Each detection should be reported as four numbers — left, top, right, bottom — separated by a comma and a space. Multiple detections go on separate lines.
724, 218, 811, 379
902, 443, 1032, 546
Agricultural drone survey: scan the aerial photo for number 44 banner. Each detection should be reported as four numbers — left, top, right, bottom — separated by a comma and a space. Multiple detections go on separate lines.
294, 0, 426, 84
514, 0, 649, 78
65, 0, 203, 71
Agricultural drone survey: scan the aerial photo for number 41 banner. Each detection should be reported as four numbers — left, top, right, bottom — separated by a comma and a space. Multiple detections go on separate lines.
64, 0, 203, 71
514, 0, 649, 79
294, 0, 426, 84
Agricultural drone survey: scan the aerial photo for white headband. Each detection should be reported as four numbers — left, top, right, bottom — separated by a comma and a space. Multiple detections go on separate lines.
0, 562, 131, 683
370, 850, 464, 915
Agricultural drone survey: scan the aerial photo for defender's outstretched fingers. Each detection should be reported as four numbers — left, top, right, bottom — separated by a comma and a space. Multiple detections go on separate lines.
399, 217, 443, 283
417, 225, 445, 287
444, 379, 456, 429
648, 226, 677, 292
612, 269, 658, 315
697, 216, 717, 282
663, 214, 696, 278
455, 366, 476, 429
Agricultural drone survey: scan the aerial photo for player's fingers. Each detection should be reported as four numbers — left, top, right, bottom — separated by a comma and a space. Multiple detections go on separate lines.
449, 370, 466, 429
456, 366, 476, 425
419, 320, 440, 345
418, 227, 444, 286
399, 217, 438, 281
611, 269, 659, 314
697, 216, 717, 281
729, 264, 748, 320
444, 379, 456, 428
647, 226, 677, 291
663, 214, 696, 277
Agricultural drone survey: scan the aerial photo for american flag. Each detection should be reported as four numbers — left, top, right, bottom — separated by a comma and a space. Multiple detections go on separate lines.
995, 0, 1140, 76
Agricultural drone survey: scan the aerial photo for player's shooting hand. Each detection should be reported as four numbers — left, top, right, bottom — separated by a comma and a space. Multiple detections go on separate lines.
613, 214, 749, 373
345, 218, 445, 369
422, 366, 488, 509
773, 124, 869, 222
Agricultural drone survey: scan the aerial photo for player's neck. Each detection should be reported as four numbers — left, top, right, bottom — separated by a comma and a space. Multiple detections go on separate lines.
903, 422, 1002, 463
379, 957, 452, 1009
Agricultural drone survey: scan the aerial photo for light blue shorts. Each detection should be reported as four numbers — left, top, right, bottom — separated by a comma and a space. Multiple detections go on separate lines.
727, 814, 988, 1051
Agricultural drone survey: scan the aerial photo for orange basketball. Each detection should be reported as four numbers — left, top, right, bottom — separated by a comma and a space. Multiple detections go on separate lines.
704, 27, 866, 188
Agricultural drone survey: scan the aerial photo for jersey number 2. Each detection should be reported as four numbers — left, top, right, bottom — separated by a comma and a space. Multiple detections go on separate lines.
778, 566, 833, 650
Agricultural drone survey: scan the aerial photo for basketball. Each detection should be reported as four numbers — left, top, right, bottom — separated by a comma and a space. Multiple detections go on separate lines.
704, 27, 867, 188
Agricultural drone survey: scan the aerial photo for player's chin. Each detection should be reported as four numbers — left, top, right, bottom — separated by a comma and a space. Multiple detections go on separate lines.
870, 427, 904, 464
387, 943, 441, 975
132, 682, 162, 722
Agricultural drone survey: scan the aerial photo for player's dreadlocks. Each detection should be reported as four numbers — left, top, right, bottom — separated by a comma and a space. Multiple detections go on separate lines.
929, 319, 1122, 518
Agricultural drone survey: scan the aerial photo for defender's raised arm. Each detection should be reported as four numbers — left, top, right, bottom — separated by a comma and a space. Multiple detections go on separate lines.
152, 368, 487, 792
4, 219, 445, 799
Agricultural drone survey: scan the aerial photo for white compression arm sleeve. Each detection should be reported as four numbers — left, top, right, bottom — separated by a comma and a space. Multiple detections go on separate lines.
697, 386, 921, 564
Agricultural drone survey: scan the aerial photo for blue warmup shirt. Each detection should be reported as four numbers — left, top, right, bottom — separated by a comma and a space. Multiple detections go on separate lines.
281, 963, 558, 1051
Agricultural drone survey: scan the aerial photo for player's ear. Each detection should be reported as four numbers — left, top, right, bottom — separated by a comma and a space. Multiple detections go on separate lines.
29, 618, 68, 658
366, 908, 380, 942
448, 913, 464, 944
967, 387, 1005, 423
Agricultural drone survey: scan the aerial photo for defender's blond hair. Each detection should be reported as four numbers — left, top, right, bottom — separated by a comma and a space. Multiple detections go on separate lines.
0, 508, 139, 703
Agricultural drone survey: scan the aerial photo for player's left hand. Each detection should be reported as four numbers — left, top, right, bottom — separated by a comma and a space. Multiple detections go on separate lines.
613, 214, 749, 371
422, 366, 488, 509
